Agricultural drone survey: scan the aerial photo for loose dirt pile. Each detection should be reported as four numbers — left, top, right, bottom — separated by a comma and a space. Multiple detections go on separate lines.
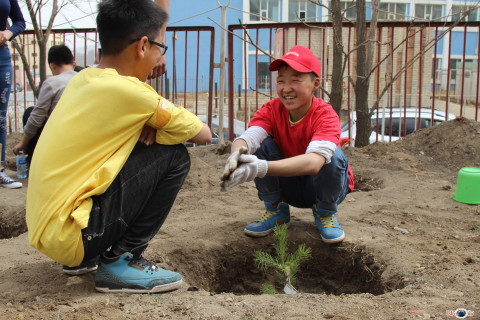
0, 119, 479, 319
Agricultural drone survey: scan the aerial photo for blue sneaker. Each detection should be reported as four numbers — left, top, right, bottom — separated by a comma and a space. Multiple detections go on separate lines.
244, 201, 290, 237
63, 257, 99, 276
95, 245, 182, 293
313, 204, 345, 243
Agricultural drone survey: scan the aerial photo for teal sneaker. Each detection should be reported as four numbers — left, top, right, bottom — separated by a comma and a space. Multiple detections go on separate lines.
313, 204, 345, 244
244, 201, 290, 237
95, 245, 182, 293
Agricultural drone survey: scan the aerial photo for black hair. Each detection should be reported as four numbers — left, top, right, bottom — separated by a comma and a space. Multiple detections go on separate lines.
47, 45, 74, 66
97, 0, 168, 55
74, 65, 85, 72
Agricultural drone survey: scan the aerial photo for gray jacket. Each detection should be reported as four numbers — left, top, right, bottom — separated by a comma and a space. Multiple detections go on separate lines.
23, 70, 77, 138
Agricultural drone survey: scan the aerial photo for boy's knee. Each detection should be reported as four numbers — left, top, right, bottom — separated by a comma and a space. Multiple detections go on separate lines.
329, 148, 348, 170
255, 137, 284, 161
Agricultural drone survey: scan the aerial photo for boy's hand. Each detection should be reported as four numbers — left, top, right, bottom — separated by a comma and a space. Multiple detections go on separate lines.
220, 146, 248, 181
13, 141, 27, 155
220, 154, 268, 192
140, 125, 156, 146
148, 55, 167, 79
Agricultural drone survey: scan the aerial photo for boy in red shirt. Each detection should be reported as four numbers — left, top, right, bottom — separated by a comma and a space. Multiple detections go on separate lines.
221, 45, 354, 244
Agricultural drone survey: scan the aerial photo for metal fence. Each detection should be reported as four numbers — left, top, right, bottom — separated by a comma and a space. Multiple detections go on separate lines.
227, 21, 480, 141
7, 22, 480, 145
7, 26, 216, 133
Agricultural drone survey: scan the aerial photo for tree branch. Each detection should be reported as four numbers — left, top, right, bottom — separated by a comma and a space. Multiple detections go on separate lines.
26, 0, 42, 41
207, 17, 274, 59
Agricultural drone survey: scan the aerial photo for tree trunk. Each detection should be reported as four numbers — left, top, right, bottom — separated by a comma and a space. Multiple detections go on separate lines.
329, 0, 343, 116
354, 0, 378, 147
38, 39, 48, 88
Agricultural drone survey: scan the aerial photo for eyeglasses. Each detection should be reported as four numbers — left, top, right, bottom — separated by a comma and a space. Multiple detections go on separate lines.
129, 38, 168, 56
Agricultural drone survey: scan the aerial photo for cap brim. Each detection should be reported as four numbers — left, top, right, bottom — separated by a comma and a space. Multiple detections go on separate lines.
269, 58, 313, 74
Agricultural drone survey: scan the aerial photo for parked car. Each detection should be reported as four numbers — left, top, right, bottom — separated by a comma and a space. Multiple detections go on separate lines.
341, 107, 456, 145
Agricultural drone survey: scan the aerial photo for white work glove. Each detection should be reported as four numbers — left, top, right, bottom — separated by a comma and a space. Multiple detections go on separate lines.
220, 154, 268, 192
220, 146, 248, 181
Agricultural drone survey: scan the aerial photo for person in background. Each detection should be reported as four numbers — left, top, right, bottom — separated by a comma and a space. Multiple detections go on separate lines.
221, 45, 354, 244
0, 0, 25, 188
13, 45, 77, 165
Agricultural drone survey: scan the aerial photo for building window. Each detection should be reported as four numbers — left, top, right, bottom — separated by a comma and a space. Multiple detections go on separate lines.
450, 58, 462, 79
288, 0, 317, 21
249, 0, 280, 22
328, 1, 356, 20
258, 62, 270, 90
14, 65, 20, 70
378, 3, 407, 20
452, 5, 479, 22
415, 4, 443, 21
432, 58, 441, 80
12, 54, 19, 61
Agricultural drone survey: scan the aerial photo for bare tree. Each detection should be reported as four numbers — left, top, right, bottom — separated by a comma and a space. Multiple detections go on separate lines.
353, 0, 379, 147
10, 0, 71, 97
328, 0, 344, 115
325, 0, 480, 147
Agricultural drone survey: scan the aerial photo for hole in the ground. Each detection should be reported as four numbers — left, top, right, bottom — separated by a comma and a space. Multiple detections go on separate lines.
353, 174, 383, 192
0, 209, 27, 239
169, 231, 404, 295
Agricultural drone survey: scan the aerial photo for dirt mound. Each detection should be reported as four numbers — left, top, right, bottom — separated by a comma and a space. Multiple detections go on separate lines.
352, 118, 480, 174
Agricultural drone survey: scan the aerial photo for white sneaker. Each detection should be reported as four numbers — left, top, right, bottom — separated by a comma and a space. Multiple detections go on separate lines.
0, 168, 23, 189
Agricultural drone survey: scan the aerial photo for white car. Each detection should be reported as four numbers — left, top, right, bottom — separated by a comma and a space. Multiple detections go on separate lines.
341, 108, 456, 145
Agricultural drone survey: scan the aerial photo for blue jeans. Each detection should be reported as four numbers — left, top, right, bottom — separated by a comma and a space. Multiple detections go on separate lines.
253, 137, 350, 212
0, 45, 12, 165
81, 142, 191, 261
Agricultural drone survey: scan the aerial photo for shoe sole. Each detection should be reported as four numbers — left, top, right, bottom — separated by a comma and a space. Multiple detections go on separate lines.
95, 279, 182, 294
244, 222, 290, 237
321, 231, 345, 244
63, 265, 98, 276
1, 183, 23, 189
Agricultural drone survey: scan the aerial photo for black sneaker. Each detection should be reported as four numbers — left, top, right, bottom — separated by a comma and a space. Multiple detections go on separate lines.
63, 257, 99, 276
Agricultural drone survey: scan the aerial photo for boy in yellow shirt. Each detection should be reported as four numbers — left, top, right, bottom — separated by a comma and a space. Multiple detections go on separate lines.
26, 0, 211, 293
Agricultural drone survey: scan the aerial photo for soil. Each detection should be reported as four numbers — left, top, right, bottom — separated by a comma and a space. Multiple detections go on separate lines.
1, 118, 479, 320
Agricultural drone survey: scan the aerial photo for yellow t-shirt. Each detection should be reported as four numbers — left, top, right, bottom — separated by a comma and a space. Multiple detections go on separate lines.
26, 68, 203, 267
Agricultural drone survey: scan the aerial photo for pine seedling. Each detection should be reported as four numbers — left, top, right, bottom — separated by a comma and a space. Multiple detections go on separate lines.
254, 224, 312, 293
260, 283, 277, 295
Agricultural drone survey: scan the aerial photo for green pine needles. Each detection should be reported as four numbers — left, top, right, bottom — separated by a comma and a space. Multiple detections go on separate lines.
254, 225, 312, 294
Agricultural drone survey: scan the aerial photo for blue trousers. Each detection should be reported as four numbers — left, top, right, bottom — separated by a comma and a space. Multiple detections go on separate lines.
81, 142, 191, 261
253, 137, 350, 212
0, 45, 12, 165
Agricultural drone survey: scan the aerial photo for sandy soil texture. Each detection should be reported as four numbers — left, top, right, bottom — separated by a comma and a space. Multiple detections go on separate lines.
0, 118, 479, 320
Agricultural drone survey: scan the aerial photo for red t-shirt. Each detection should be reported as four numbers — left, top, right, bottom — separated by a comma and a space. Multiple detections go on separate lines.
249, 96, 354, 192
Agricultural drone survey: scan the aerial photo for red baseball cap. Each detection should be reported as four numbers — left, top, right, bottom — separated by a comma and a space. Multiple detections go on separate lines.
269, 45, 320, 77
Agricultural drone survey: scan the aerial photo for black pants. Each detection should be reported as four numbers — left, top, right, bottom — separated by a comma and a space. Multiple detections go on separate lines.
81, 142, 191, 262
22, 106, 45, 165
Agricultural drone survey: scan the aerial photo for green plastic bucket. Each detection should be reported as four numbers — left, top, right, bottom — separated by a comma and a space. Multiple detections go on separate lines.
453, 167, 480, 205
